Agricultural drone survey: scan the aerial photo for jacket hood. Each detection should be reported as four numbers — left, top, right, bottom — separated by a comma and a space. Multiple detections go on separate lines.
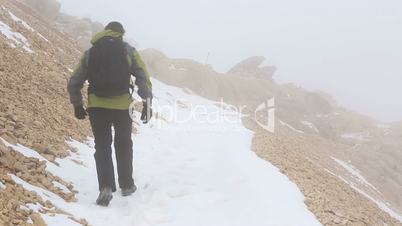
91, 29, 123, 44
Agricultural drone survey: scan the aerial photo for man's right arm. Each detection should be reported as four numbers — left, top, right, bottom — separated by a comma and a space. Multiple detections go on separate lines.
68, 51, 89, 107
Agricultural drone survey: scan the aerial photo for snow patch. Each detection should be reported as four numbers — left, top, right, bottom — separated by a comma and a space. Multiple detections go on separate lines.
53, 181, 70, 193
331, 157, 378, 192
0, 20, 34, 53
19, 205, 31, 212
26, 203, 43, 212
8, 10, 34, 32
341, 132, 370, 142
279, 120, 305, 134
7, 9, 49, 42
36, 32, 49, 42
376, 124, 392, 136
0, 181, 5, 189
350, 185, 402, 223
377, 124, 391, 129
42, 214, 81, 226
9, 175, 83, 226
326, 168, 402, 223
316, 114, 330, 118
324, 168, 336, 177
24, 202, 79, 226
1, 138, 48, 162
1, 137, 77, 183
10, 174, 63, 202
27, 217, 33, 224
301, 120, 319, 133
169, 64, 187, 71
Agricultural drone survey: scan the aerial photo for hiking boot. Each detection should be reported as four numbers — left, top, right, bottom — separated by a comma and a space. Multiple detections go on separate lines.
121, 185, 137, 197
96, 187, 113, 206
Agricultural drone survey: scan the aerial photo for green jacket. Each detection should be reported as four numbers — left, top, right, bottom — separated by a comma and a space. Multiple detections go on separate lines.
67, 30, 152, 110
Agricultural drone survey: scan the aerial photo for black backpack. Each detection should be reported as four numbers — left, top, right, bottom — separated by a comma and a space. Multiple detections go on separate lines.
87, 36, 131, 97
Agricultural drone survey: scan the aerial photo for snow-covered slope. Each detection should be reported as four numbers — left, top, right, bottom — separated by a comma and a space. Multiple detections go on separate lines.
3, 79, 321, 226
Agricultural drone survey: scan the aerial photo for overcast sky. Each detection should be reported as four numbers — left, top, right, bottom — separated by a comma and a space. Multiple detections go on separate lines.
58, 0, 402, 122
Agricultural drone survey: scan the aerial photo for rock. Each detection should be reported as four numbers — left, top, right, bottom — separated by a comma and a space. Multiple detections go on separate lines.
13, 161, 26, 172
3, 133, 17, 144
30, 213, 47, 226
40, 178, 53, 188
79, 218, 89, 225
333, 217, 342, 224
37, 164, 46, 172
2, 175, 13, 184
43, 154, 56, 162
0, 140, 7, 151
11, 218, 24, 225
44, 200, 53, 208
9, 115, 18, 122
227, 56, 276, 80
5, 124, 14, 131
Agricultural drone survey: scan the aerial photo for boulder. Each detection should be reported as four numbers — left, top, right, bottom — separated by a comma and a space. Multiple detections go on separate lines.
227, 56, 276, 80
23, 0, 61, 20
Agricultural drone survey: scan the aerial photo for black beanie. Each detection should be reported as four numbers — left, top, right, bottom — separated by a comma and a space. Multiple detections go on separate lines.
105, 21, 125, 34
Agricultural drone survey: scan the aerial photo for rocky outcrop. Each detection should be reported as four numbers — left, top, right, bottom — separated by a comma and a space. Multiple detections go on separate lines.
304, 92, 333, 115
56, 14, 103, 49
22, 0, 104, 50
141, 48, 277, 108
21, 0, 61, 20
227, 56, 276, 80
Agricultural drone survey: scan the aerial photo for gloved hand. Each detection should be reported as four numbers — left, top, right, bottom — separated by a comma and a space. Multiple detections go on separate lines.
140, 99, 152, 124
74, 105, 87, 120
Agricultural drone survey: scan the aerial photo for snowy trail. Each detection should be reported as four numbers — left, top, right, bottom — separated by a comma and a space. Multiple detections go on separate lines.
6, 79, 321, 226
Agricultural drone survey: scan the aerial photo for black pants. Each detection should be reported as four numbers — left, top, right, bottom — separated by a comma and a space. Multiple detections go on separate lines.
88, 108, 134, 192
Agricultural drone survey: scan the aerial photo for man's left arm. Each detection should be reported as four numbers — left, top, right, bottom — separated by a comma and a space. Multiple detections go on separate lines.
127, 45, 153, 100
127, 44, 153, 123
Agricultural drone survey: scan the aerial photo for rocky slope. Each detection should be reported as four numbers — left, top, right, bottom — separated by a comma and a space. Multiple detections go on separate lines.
0, 0, 91, 224
248, 119, 401, 225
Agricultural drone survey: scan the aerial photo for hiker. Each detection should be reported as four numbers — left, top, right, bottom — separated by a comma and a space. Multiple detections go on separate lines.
67, 22, 153, 206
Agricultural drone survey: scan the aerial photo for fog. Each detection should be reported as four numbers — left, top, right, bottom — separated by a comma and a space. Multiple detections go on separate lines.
58, 0, 402, 122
